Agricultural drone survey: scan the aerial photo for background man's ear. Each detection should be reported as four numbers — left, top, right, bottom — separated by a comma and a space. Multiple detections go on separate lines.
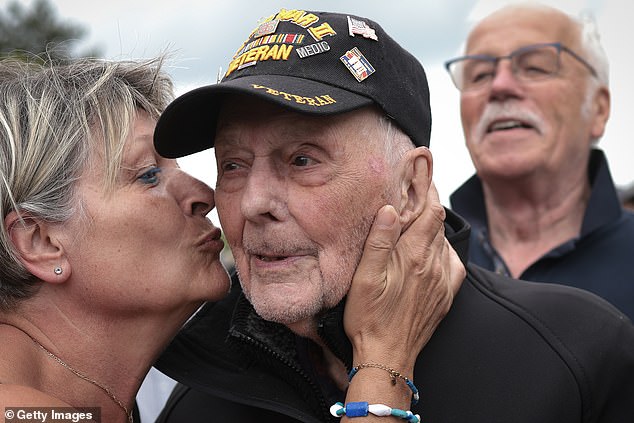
5, 211, 71, 283
591, 86, 610, 140
398, 147, 433, 230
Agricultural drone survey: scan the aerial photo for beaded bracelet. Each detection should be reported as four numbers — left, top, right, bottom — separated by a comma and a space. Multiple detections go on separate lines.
348, 363, 420, 405
330, 401, 420, 423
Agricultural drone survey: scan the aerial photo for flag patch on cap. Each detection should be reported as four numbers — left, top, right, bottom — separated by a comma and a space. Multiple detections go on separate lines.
340, 47, 375, 82
347, 16, 378, 41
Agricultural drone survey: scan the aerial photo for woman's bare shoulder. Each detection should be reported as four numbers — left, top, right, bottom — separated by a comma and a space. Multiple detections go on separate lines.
0, 384, 71, 407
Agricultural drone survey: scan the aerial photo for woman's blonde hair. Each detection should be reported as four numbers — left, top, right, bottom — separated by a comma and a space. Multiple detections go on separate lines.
0, 56, 174, 310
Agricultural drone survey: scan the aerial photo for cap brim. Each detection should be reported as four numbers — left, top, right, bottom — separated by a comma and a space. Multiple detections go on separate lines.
154, 75, 374, 158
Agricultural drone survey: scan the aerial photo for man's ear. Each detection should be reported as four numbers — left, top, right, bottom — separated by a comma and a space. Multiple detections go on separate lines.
5, 211, 71, 283
590, 85, 610, 140
397, 146, 433, 230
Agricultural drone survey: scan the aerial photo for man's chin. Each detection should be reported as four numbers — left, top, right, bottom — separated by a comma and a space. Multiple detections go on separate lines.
252, 299, 320, 326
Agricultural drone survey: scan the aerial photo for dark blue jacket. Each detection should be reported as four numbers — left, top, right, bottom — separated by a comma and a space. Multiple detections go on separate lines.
451, 149, 634, 320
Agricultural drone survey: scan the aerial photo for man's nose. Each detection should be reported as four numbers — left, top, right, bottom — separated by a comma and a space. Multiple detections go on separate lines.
489, 60, 524, 99
240, 161, 287, 223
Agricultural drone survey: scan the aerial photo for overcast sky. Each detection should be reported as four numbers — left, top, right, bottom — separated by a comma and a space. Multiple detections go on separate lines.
39, 0, 634, 218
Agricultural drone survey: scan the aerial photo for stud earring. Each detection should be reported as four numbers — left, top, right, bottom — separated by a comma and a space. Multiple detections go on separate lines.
54, 266, 63, 275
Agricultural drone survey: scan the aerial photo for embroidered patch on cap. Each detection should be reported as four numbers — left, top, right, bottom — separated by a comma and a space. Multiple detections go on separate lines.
251, 83, 337, 106
340, 47, 375, 82
253, 19, 280, 38
347, 16, 378, 41
296, 41, 331, 58
236, 33, 305, 57
307, 22, 337, 41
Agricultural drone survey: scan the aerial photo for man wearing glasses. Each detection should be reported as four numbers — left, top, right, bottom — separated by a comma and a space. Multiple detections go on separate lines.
446, 3, 634, 320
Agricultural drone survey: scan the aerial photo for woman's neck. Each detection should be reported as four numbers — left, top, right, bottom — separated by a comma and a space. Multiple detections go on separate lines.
0, 297, 197, 422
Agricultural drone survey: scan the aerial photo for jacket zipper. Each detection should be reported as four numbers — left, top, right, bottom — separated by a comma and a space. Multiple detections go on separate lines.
230, 329, 336, 422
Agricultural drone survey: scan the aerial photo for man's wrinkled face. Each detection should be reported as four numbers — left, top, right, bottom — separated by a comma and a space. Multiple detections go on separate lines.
214, 97, 397, 328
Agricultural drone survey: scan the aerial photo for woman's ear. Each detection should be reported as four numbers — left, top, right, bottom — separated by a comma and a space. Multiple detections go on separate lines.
5, 211, 71, 283
397, 147, 433, 231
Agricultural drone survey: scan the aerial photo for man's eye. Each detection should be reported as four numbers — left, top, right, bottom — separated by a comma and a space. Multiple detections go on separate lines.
222, 162, 242, 172
463, 60, 495, 85
138, 167, 162, 185
292, 155, 314, 167
520, 62, 552, 77
471, 70, 494, 83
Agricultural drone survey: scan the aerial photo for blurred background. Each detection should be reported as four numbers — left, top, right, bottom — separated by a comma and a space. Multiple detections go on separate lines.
3, 0, 633, 420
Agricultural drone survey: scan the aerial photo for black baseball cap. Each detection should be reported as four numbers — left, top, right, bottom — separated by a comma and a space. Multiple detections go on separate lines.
154, 9, 432, 158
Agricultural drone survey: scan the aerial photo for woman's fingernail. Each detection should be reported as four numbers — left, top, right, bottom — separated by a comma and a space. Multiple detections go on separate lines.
377, 205, 397, 228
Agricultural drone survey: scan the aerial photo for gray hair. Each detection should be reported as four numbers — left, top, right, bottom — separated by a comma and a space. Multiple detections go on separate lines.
572, 9, 609, 145
0, 56, 174, 310
463, 2, 610, 87
376, 114, 414, 166
576, 10, 609, 87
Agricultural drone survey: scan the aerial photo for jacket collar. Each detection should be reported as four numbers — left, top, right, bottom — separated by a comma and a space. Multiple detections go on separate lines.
449, 148, 622, 239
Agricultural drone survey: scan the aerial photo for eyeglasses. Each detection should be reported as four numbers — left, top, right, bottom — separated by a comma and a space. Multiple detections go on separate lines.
444, 42, 597, 92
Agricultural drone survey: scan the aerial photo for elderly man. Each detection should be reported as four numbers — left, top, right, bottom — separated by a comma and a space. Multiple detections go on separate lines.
153, 9, 634, 423
447, 3, 634, 320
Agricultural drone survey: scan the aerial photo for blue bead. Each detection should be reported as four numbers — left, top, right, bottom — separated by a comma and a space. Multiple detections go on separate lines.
391, 408, 408, 418
345, 401, 369, 417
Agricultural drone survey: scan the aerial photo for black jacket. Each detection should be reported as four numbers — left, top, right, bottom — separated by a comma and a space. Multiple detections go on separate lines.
155, 209, 634, 422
